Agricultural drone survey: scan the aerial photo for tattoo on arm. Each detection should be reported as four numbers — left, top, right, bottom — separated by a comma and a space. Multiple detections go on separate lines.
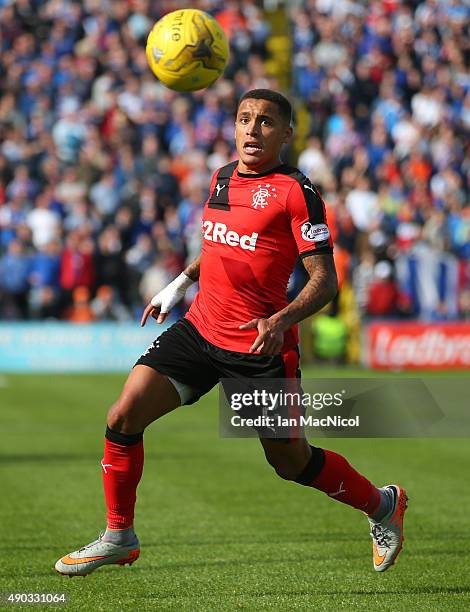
272, 254, 338, 330
184, 256, 201, 281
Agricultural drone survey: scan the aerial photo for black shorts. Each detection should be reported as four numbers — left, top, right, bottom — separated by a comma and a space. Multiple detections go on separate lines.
135, 318, 301, 405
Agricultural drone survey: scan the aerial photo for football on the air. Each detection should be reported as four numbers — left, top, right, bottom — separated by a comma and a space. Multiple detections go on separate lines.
146, 9, 229, 92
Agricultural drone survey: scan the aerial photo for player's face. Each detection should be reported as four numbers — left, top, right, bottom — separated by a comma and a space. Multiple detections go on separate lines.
235, 99, 292, 174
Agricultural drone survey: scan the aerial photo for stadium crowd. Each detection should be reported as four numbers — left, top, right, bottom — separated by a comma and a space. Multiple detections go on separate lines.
0, 0, 469, 325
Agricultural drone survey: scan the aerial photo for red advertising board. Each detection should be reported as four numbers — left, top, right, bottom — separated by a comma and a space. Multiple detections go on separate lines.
365, 322, 470, 370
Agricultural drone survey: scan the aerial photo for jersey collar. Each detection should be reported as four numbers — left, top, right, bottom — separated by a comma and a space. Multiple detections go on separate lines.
236, 163, 287, 178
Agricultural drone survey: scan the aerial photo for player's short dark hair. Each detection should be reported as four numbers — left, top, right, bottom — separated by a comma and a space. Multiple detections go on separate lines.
238, 89, 293, 126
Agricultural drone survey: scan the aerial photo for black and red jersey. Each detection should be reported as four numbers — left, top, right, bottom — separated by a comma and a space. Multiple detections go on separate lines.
185, 161, 333, 353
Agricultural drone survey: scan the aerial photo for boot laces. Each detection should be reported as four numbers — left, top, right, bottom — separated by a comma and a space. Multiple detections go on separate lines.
371, 524, 391, 548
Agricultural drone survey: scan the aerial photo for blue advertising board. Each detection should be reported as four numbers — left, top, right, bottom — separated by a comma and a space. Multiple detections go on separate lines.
0, 322, 170, 372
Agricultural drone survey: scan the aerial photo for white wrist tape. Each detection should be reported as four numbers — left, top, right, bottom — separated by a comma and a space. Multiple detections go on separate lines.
150, 272, 195, 313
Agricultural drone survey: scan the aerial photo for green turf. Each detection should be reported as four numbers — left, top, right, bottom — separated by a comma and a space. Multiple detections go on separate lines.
1, 370, 469, 611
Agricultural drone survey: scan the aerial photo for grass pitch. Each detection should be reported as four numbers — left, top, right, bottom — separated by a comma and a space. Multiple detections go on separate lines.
1, 370, 469, 611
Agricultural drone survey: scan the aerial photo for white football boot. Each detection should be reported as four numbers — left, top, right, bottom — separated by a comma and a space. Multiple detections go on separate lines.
368, 484, 408, 572
55, 532, 140, 577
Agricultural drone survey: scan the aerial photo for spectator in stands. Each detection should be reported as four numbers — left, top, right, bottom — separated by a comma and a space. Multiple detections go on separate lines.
59, 230, 95, 301
0, 239, 30, 319
26, 188, 61, 249
64, 286, 95, 323
366, 261, 399, 318
297, 136, 332, 188
29, 239, 61, 319
138, 255, 171, 306
91, 285, 131, 322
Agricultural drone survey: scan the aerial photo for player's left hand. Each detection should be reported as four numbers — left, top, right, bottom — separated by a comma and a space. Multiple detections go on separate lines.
239, 317, 284, 355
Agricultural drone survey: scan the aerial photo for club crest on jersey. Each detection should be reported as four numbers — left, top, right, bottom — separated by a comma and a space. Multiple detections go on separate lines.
301, 222, 330, 242
251, 183, 277, 210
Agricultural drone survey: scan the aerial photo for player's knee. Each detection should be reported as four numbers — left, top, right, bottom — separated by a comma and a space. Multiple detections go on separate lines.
106, 396, 142, 433
106, 401, 126, 432
263, 439, 313, 481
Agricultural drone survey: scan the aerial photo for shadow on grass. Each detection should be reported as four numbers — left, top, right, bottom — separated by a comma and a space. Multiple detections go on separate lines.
134, 585, 470, 601
143, 534, 364, 547
0, 453, 100, 463
0, 452, 200, 464
344, 586, 470, 596
132, 552, 364, 572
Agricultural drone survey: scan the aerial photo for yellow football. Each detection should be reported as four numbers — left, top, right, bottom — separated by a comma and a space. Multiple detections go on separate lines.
146, 9, 229, 92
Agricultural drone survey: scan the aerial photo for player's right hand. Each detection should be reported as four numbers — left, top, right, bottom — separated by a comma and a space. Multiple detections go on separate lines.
140, 301, 166, 326
140, 272, 194, 327
239, 317, 284, 355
